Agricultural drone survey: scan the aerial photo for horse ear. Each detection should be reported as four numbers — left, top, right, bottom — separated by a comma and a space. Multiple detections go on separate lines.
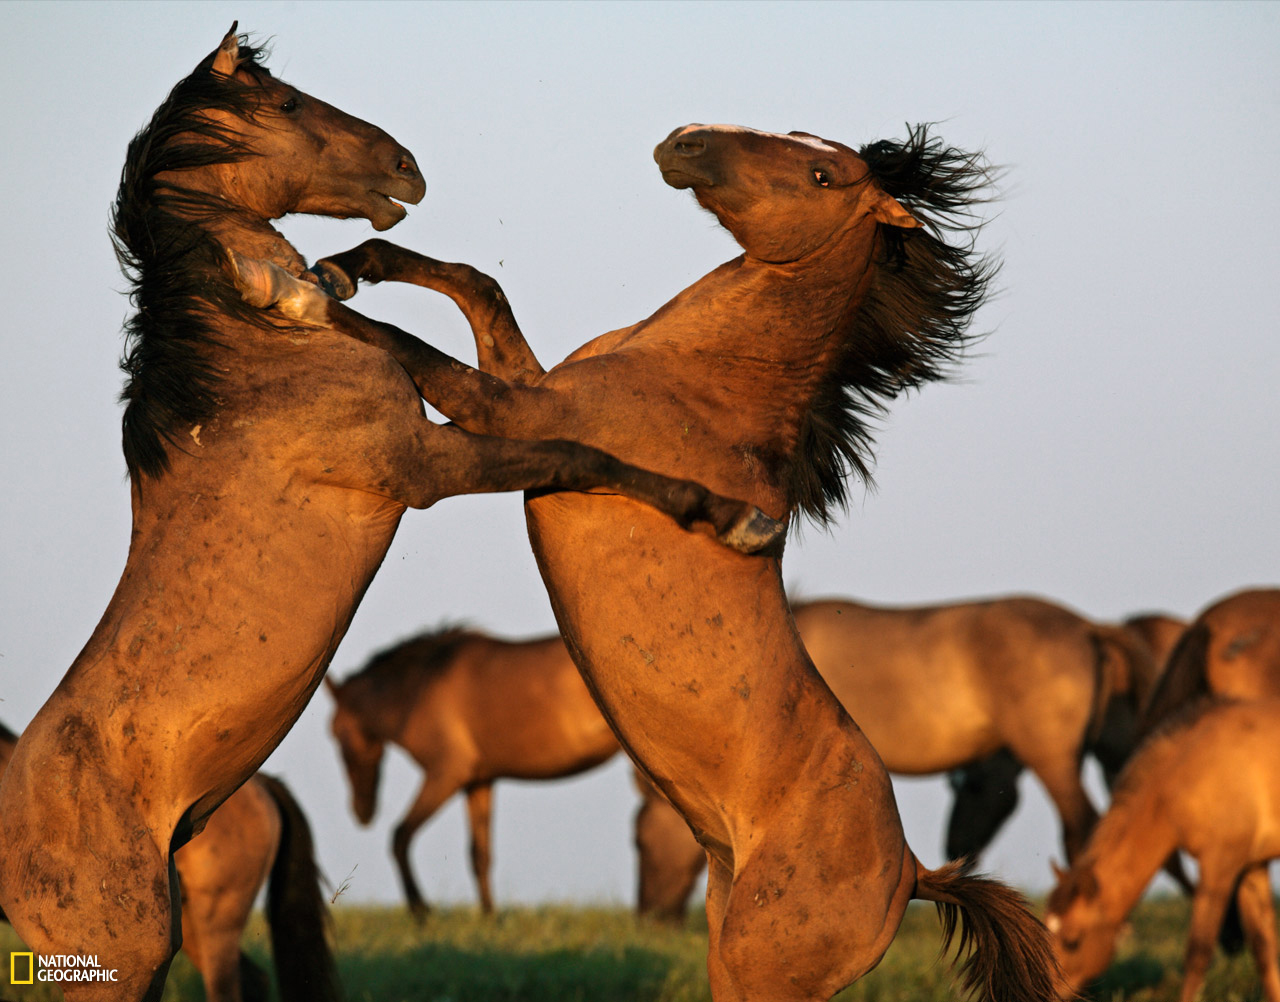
868, 188, 921, 230
1050, 859, 1066, 882
211, 21, 240, 78
323, 675, 340, 700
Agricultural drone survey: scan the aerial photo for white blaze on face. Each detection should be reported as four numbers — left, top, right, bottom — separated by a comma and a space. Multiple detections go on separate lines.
677, 123, 840, 155
1044, 913, 1062, 935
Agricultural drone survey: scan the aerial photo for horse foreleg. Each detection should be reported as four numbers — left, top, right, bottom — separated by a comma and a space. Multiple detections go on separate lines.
310, 238, 545, 381
1024, 757, 1098, 862
634, 786, 705, 923
393, 772, 464, 922
1235, 864, 1280, 1002
1180, 863, 1237, 1002
464, 782, 496, 915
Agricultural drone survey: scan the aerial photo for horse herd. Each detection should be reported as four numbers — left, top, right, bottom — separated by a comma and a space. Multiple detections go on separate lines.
0, 24, 1275, 1002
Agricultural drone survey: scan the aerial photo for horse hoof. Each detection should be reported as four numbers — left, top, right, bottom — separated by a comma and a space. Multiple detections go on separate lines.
722, 507, 785, 554
309, 259, 358, 300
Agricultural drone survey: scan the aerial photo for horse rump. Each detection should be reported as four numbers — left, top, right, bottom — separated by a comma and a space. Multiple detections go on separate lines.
256, 773, 344, 1002
915, 857, 1069, 1002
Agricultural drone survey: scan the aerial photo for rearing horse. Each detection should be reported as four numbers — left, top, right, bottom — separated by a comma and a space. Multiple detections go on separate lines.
0, 32, 775, 1001
240, 124, 1065, 1000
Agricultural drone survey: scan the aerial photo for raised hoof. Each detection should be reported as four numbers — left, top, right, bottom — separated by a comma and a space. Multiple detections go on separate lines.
308, 259, 358, 301
721, 507, 785, 554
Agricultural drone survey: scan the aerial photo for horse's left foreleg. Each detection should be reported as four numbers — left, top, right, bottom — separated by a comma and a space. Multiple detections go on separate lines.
311, 238, 544, 381
464, 782, 496, 914
1180, 862, 1238, 1002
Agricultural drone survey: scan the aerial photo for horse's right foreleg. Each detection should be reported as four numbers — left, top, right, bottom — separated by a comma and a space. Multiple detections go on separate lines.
1235, 864, 1280, 1002
393, 773, 464, 922
311, 238, 544, 381
464, 782, 496, 914
1181, 863, 1238, 1002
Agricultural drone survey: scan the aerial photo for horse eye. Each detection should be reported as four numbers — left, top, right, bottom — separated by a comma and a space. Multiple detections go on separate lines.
813, 169, 831, 188
280, 97, 300, 114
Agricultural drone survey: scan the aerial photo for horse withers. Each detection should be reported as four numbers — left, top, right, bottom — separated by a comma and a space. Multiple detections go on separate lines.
0, 29, 777, 1002
1046, 698, 1280, 1002
239, 124, 1065, 1001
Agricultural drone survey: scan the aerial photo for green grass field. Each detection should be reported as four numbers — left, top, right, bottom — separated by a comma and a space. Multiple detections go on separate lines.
0, 897, 1269, 1001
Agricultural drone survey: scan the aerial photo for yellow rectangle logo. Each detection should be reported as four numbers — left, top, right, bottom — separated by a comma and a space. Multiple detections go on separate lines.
10, 951, 35, 984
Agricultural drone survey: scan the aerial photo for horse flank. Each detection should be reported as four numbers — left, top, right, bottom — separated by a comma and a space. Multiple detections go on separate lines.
792, 124, 999, 524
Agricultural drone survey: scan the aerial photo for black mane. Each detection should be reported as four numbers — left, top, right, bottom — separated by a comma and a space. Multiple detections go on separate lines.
349, 624, 476, 688
788, 123, 999, 526
113, 37, 280, 481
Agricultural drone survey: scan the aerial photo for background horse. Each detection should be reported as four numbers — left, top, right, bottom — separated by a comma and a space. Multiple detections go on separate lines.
242, 123, 1064, 1000
1, 724, 335, 1002
0, 29, 773, 1001
1139, 587, 1280, 732
1045, 698, 1280, 1002
634, 597, 1170, 921
327, 625, 620, 919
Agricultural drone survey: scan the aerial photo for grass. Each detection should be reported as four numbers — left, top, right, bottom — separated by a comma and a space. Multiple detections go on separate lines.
0, 896, 1272, 1001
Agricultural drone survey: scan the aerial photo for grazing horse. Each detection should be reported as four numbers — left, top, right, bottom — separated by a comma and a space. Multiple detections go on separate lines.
633, 596, 1164, 921
326, 625, 620, 918
0, 31, 774, 1002
1, 726, 335, 1002
1045, 698, 1280, 1002
1139, 587, 1280, 732
238, 123, 1065, 1001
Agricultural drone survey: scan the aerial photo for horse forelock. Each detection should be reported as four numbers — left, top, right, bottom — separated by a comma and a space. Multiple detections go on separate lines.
113, 37, 288, 483
787, 124, 999, 527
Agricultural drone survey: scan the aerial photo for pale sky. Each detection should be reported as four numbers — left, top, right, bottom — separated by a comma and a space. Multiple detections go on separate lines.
2, 1, 1277, 909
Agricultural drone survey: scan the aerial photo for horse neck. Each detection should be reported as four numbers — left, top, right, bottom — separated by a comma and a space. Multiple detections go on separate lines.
1078, 776, 1179, 921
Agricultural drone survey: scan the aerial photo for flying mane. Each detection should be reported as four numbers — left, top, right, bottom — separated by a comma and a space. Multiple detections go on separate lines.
113, 35, 285, 482
790, 123, 999, 525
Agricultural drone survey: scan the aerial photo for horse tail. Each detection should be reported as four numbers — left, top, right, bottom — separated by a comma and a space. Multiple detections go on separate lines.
1086, 624, 1158, 743
1136, 620, 1211, 735
257, 773, 344, 1002
914, 857, 1068, 1002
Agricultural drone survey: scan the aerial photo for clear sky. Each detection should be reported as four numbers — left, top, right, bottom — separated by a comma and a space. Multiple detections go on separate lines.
2, 1, 1277, 909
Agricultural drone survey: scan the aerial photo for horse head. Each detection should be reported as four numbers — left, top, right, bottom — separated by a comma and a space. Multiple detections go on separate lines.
187, 23, 425, 230
326, 677, 385, 825
653, 124, 918, 263
1045, 859, 1119, 989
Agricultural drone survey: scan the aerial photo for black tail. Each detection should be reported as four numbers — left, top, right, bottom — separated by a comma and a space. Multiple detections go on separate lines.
1137, 620, 1211, 735
257, 773, 344, 1002
915, 858, 1070, 1002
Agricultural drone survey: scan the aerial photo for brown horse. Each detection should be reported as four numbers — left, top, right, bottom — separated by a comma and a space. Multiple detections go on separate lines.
1, 725, 335, 1002
239, 124, 1064, 1000
1140, 587, 1280, 732
634, 597, 1169, 922
326, 625, 620, 918
1045, 698, 1280, 1002
0, 31, 776, 1001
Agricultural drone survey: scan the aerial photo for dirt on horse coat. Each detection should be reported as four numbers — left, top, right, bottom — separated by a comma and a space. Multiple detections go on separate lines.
0, 30, 773, 1001
326, 625, 620, 917
0, 725, 335, 1002
1046, 698, 1280, 1002
242, 123, 1066, 1000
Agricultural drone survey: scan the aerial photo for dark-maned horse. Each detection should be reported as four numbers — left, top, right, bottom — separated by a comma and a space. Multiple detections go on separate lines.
1139, 588, 1280, 732
0, 31, 776, 1001
326, 625, 620, 918
1, 726, 335, 1002
1046, 698, 1280, 1002
238, 124, 1065, 1000
634, 597, 1167, 922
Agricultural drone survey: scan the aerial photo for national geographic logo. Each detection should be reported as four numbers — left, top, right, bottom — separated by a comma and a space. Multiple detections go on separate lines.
7, 951, 119, 988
